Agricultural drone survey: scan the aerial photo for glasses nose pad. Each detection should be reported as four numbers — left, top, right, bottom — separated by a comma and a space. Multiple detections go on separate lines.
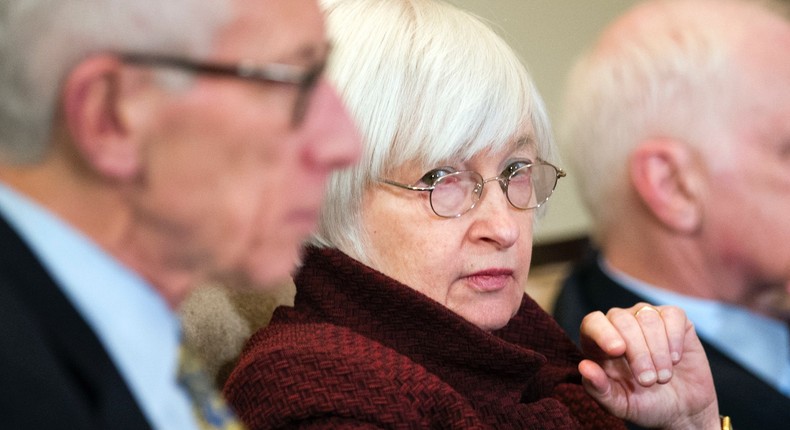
496, 177, 508, 194
473, 182, 484, 198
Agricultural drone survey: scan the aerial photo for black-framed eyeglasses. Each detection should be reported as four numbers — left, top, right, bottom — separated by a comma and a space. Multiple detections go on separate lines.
379, 160, 566, 218
119, 53, 325, 127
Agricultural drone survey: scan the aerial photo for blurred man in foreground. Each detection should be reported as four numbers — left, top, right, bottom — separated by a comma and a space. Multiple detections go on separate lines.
0, 0, 360, 427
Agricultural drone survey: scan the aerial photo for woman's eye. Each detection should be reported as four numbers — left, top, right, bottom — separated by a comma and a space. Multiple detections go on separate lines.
505, 160, 531, 176
419, 168, 456, 186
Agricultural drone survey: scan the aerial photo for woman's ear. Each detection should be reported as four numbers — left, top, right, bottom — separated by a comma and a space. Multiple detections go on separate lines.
60, 55, 141, 180
629, 139, 704, 233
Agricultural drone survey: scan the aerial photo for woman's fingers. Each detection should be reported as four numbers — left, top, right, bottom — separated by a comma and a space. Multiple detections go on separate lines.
580, 303, 690, 386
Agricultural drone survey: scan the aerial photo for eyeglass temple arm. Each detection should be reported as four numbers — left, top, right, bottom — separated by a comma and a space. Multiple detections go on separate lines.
378, 178, 434, 192
119, 53, 307, 84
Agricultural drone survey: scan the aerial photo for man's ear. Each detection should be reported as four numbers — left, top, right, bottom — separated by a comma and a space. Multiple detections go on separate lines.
629, 139, 704, 233
60, 55, 141, 180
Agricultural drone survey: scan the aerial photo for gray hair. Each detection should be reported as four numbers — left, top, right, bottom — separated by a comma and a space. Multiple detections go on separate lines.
312, 0, 555, 262
560, 0, 790, 241
0, 0, 233, 163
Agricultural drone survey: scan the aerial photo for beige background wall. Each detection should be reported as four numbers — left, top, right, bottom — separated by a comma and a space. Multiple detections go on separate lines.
445, 0, 639, 244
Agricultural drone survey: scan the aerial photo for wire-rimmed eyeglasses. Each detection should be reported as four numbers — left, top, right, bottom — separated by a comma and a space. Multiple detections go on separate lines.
379, 160, 566, 218
119, 53, 325, 127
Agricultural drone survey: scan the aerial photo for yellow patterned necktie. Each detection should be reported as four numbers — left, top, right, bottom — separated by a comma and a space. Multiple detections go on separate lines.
178, 343, 246, 430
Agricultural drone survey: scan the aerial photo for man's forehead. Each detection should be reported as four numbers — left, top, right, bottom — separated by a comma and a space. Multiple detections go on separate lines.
213, 0, 328, 64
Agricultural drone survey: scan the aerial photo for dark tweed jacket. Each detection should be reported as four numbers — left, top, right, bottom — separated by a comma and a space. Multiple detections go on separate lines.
224, 247, 625, 430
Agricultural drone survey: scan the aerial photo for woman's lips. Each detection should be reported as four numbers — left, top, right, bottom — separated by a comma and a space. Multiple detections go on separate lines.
464, 269, 514, 292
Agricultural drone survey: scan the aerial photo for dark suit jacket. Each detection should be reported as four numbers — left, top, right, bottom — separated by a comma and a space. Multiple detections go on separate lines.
0, 215, 151, 429
553, 251, 790, 430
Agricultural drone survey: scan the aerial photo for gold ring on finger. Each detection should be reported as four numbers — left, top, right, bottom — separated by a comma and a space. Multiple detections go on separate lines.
634, 305, 660, 317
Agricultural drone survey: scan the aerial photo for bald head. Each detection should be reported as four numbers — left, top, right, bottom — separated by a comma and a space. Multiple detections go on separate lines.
601, 0, 786, 44
562, 0, 790, 242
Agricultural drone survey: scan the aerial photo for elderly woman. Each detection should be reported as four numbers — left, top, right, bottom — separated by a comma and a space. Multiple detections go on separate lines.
224, 0, 722, 428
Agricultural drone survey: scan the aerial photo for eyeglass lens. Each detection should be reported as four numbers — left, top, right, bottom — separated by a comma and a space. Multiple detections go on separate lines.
429, 172, 479, 217
291, 64, 324, 126
119, 54, 324, 128
429, 164, 558, 217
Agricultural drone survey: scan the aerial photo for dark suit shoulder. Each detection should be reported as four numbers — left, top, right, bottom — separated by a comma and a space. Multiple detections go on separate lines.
0, 280, 99, 429
553, 253, 642, 346
0, 217, 151, 429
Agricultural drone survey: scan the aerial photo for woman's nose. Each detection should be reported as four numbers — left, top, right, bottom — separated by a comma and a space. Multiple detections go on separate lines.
467, 181, 524, 249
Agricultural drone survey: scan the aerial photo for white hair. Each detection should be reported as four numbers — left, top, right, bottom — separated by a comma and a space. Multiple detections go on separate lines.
312, 0, 555, 262
560, 0, 790, 241
0, 0, 233, 163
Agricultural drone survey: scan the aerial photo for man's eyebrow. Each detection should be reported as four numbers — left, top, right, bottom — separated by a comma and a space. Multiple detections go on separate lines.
290, 40, 332, 64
